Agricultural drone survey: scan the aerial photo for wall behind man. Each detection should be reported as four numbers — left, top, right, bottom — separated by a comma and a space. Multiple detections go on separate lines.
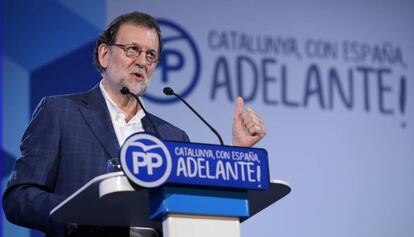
2, 0, 413, 237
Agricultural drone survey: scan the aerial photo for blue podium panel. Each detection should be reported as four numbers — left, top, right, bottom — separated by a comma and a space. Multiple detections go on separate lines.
165, 141, 269, 190
149, 186, 249, 220
120, 133, 270, 190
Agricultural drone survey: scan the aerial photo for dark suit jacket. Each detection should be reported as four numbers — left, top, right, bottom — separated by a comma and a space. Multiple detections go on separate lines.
2, 85, 189, 236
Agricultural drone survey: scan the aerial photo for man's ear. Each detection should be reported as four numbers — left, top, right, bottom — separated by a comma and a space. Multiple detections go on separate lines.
98, 44, 109, 69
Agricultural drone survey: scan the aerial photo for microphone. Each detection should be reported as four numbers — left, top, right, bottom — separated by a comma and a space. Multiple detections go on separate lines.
163, 87, 224, 145
120, 87, 160, 137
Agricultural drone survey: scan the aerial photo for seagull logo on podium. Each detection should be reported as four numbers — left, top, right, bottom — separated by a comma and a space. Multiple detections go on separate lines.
120, 133, 172, 188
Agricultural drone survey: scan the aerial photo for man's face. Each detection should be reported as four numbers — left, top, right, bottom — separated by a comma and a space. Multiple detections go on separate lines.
99, 23, 159, 96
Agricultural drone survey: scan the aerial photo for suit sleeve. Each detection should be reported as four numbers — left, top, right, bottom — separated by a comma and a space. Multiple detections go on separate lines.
2, 97, 67, 236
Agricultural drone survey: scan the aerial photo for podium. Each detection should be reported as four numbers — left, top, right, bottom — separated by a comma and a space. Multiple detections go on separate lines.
50, 172, 290, 237
50, 133, 291, 237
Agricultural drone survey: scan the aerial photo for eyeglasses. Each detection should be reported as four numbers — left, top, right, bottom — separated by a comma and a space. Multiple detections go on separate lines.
110, 43, 159, 65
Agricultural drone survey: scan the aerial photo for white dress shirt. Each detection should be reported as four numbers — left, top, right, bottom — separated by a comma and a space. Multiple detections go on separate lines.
99, 80, 145, 146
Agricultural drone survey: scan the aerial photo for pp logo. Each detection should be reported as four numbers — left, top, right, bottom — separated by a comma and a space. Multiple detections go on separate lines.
120, 132, 172, 188
144, 19, 201, 104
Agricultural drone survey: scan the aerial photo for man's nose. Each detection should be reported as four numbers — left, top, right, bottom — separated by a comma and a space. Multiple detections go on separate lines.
134, 52, 148, 67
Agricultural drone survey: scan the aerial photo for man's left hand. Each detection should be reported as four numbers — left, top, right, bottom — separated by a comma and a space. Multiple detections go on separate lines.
232, 97, 266, 147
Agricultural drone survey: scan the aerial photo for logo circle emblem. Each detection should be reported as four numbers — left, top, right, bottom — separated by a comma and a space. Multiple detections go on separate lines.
120, 132, 172, 188
144, 19, 201, 104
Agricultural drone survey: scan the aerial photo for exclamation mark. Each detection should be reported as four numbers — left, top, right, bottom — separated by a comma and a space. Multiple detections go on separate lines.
256, 165, 261, 183
400, 76, 406, 128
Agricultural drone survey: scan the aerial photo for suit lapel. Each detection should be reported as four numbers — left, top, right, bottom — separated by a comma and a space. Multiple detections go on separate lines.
79, 85, 120, 159
142, 114, 156, 134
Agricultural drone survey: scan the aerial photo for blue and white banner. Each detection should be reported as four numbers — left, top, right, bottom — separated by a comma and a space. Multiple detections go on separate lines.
120, 132, 269, 190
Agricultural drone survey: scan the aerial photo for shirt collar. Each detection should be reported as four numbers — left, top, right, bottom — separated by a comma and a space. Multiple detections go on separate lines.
99, 80, 145, 124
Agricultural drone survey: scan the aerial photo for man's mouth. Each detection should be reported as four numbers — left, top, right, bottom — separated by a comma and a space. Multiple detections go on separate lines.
131, 72, 144, 81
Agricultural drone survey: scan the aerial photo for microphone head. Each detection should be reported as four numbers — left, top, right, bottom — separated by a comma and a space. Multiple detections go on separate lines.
120, 87, 130, 95
163, 87, 174, 96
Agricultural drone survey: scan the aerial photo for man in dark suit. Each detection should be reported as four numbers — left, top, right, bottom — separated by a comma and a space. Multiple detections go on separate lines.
2, 12, 266, 237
